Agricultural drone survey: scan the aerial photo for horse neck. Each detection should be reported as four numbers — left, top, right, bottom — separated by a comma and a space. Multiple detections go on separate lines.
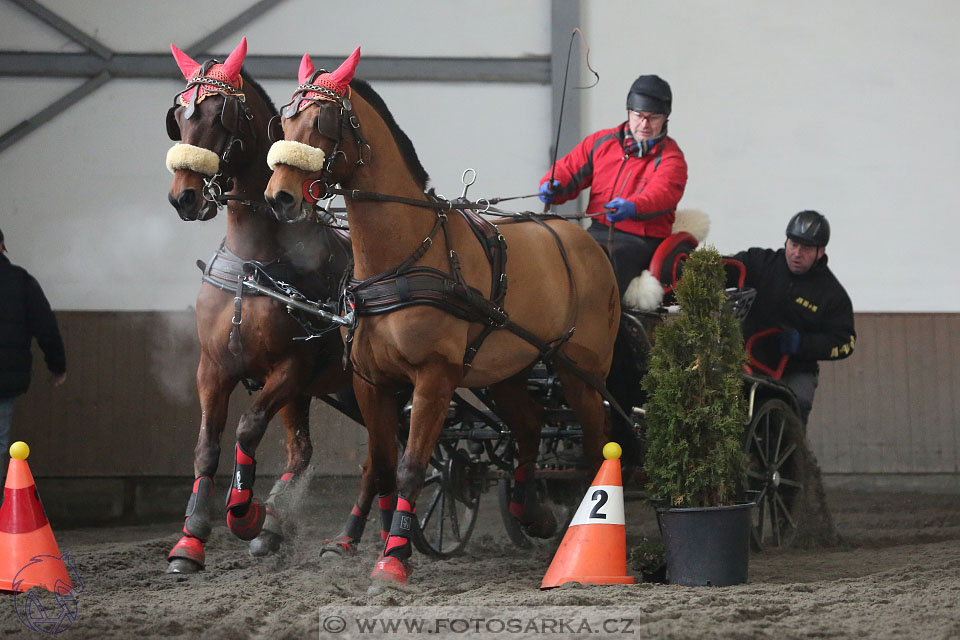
342, 111, 436, 279
223, 202, 283, 261
222, 95, 280, 261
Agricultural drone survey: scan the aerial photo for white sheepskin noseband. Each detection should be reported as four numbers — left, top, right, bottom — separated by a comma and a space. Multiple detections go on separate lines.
166, 143, 220, 176
267, 140, 327, 171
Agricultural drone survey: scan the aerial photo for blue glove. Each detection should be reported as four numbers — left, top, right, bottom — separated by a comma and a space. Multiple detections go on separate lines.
538, 180, 561, 204
604, 197, 636, 223
779, 330, 801, 355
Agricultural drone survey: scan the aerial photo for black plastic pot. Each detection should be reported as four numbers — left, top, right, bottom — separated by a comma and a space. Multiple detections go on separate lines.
656, 501, 754, 586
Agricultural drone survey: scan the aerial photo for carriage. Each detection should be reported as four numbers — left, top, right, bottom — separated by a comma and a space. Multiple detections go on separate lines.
164, 42, 821, 583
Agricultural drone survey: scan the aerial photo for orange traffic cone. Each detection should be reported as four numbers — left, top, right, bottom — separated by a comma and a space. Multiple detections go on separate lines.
541, 442, 635, 589
0, 442, 73, 593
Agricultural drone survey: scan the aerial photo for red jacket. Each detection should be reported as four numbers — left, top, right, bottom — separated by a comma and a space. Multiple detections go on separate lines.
541, 124, 687, 238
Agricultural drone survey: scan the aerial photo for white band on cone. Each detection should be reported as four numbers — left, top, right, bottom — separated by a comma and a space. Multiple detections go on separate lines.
166, 143, 220, 176
568, 485, 625, 526
267, 140, 326, 171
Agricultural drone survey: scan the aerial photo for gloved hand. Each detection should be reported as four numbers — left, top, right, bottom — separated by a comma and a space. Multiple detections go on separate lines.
538, 180, 561, 204
779, 329, 801, 355
604, 197, 636, 223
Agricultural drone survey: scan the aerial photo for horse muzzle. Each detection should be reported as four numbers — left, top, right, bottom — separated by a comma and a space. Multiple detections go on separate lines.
169, 189, 218, 221
265, 190, 309, 224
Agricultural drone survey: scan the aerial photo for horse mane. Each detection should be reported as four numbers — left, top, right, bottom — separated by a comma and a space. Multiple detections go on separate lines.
349, 78, 430, 190
239, 67, 279, 117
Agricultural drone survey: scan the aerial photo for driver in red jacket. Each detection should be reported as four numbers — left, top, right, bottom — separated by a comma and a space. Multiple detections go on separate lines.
539, 74, 688, 297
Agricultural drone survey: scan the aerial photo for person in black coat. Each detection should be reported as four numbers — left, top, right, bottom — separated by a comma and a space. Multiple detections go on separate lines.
728, 211, 856, 425
0, 228, 66, 475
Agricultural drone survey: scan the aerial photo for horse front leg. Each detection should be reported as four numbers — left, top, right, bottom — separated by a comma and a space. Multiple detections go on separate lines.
248, 393, 312, 557
371, 362, 459, 586
489, 376, 557, 538
348, 373, 401, 562
225, 362, 305, 543
167, 354, 235, 574
320, 450, 380, 558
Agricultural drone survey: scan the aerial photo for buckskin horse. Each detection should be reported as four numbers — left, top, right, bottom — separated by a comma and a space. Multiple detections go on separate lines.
164, 38, 381, 573
264, 48, 621, 586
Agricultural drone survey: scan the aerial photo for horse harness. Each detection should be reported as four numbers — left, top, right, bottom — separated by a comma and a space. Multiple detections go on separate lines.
284, 76, 633, 423
346, 198, 584, 371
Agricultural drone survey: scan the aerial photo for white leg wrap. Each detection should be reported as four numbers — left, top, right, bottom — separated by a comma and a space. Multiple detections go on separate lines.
623, 270, 664, 312
267, 140, 327, 171
166, 143, 220, 176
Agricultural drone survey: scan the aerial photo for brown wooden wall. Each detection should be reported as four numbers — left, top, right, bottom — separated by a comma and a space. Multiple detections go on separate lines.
9, 311, 960, 477
808, 313, 959, 474
11, 311, 367, 478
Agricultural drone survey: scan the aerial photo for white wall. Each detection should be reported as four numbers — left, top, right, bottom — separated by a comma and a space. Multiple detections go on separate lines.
581, 0, 960, 312
0, 0, 552, 310
1, 0, 958, 312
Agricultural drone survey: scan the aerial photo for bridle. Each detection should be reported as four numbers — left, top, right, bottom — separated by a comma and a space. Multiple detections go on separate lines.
166, 60, 260, 219
276, 72, 372, 219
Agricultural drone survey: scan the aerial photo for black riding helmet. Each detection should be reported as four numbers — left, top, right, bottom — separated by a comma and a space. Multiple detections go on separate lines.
626, 75, 672, 115
786, 210, 830, 247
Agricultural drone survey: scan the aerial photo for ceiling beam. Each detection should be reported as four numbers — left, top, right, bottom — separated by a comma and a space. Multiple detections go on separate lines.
8, 0, 113, 59
184, 0, 286, 56
0, 52, 551, 83
0, 71, 111, 153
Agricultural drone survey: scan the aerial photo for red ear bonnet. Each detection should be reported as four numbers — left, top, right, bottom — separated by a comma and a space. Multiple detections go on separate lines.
292, 47, 361, 111
171, 37, 247, 106
298, 53, 316, 86
170, 43, 200, 80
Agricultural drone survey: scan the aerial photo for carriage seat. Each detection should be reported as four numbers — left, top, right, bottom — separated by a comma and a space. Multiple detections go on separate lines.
621, 209, 709, 312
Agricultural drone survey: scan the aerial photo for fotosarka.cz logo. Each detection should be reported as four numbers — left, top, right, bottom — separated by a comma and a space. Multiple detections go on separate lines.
12, 553, 85, 635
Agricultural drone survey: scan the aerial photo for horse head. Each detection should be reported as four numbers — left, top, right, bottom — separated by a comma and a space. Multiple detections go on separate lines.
265, 48, 365, 223
166, 37, 269, 221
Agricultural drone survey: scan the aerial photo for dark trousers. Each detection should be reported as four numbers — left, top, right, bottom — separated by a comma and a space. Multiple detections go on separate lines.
781, 371, 819, 426
588, 221, 663, 296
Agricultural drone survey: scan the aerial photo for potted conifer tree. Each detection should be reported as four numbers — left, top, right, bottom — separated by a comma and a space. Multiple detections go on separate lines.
642, 246, 754, 586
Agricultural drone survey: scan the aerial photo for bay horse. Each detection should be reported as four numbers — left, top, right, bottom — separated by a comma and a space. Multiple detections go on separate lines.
265, 48, 621, 586
164, 38, 380, 573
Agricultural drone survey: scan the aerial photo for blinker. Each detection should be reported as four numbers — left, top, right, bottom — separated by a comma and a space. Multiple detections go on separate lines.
166, 106, 181, 141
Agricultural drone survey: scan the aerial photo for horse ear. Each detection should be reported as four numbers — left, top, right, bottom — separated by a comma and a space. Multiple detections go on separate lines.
221, 37, 247, 82
170, 43, 200, 80
298, 53, 315, 85
327, 46, 361, 89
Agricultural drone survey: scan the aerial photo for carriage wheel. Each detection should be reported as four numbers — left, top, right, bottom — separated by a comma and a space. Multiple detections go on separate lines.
410, 446, 482, 558
742, 398, 810, 549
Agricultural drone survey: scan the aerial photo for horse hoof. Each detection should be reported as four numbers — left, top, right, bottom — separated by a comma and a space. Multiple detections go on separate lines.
249, 530, 283, 557
320, 535, 358, 558
521, 507, 558, 539
370, 555, 409, 585
166, 558, 202, 574
227, 500, 266, 541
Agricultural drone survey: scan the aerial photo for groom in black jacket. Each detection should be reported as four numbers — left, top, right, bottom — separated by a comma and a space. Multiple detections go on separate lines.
729, 211, 856, 425
0, 227, 67, 477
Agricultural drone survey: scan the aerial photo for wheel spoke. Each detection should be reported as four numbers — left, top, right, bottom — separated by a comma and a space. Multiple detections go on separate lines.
435, 486, 446, 550
746, 468, 766, 480
772, 414, 785, 462
779, 477, 803, 489
775, 443, 797, 469
771, 494, 782, 546
751, 433, 769, 467
755, 491, 767, 540
775, 492, 797, 529
419, 480, 442, 529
